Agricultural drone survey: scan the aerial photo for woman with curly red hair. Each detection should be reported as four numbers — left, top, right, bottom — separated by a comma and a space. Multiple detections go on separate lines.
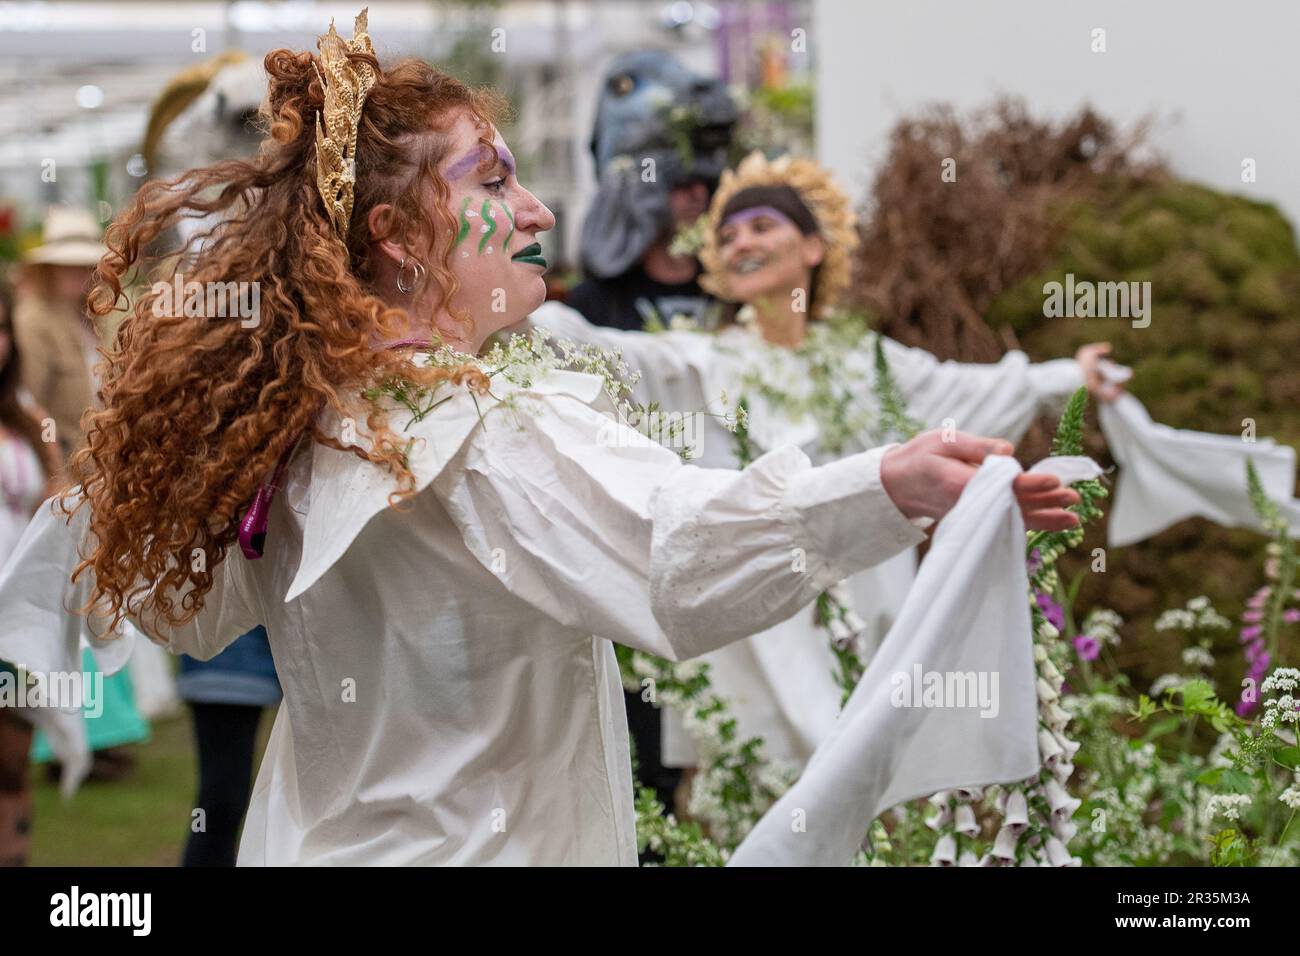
0, 12, 1078, 865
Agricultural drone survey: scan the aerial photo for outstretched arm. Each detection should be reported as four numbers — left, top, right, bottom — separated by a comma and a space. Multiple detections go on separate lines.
431, 393, 1078, 661
876, 336, 1086, 443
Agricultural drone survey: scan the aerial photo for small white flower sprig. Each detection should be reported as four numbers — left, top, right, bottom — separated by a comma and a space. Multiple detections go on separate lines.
633, 787, 726, 867
1149, 596, 1231, 698
364, 327, 733, 462
1260, 667, 1300, 733
668, 213, 709, 259
362, 327, 623, 430
616, 647, 795, 855
724, 312, 887, 457
1130, 666, 1300, 865
1066, 686, 1178, 866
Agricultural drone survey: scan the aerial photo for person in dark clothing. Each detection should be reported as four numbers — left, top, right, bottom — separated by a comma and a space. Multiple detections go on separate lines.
566, 50, 737, 334
564, 180, 711, 332
178, 626, 281, 867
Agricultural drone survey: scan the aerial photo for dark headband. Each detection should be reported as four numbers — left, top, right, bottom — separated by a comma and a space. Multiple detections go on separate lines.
719, 184, 818, 236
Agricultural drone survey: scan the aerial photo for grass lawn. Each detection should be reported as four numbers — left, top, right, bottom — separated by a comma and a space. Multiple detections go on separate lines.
29, 709, 272, 867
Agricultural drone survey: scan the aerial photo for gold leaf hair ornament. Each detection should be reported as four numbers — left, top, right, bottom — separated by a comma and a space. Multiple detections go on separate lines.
314, 8, 377, 241
699, 151, 859, 319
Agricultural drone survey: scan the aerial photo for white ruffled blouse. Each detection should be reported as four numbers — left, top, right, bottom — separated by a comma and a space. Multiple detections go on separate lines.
0, 361, 928, 865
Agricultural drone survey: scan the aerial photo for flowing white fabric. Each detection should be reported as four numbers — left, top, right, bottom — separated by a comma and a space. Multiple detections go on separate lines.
528, 302, 1083, 769
0, 500, 138, 798
0, 363, 926, 864
126, 627, 180, 719
1099, 393, 1300, 546
729, 455, 1102, 867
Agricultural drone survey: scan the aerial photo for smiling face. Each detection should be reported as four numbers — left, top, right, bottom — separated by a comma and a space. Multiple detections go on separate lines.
716, 206, 824, 305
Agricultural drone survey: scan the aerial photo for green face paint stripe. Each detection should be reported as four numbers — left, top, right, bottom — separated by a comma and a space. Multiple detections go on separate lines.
478, 199, 498, 253
455, 196, 472, 246
500, 202, 516, 252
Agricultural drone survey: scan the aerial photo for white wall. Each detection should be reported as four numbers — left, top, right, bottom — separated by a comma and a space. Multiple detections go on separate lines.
815, 0, 1300, 229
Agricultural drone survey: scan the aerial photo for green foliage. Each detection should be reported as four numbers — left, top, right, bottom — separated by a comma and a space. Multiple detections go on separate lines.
988, 179, 1300, 691
1027, 387, 1108, 566
634, 788, 726, 867
872, 334, 923, 441
731, 396, 753, 468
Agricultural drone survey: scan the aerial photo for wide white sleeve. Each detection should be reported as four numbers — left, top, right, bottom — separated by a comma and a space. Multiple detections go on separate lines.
879, 337, 1084, 443
0, 492, 259, 670
431, 393, 927, 661
160, 553, 261, 661
526, 300, 712, 411
0, 497, 102, 678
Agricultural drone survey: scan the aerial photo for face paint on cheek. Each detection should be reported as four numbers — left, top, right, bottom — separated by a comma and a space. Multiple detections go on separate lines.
455, 196, 473, 253
478, 199, 498, 254
499, 202, 516, 252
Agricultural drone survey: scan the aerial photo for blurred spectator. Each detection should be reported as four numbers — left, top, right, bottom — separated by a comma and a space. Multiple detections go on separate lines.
13, 206, 150, 787
565, 51, 737, 332
13, 206, 110, 460
0, 275, 62, 865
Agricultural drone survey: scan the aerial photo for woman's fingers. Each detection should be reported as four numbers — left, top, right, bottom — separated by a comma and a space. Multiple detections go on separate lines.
1016, 488, 1082, 510
1014, 470, 1081, 529
886, 431, 1090, 530
1022, 507, 1081, 532
1012, 473, 1062, 495
935, 432, 1014, 465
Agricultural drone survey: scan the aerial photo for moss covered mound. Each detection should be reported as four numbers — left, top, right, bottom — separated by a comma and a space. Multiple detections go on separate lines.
987, 181, 1300, 684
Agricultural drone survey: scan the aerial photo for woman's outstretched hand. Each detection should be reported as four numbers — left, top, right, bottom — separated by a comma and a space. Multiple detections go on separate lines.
881, 430, 1081, 532
1075, 342, 1127, 403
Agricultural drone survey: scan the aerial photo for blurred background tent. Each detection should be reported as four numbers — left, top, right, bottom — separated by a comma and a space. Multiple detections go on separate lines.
0, 0, 817, 278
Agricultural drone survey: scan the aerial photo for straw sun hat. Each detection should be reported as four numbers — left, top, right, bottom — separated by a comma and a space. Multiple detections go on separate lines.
22, 205, 107, 267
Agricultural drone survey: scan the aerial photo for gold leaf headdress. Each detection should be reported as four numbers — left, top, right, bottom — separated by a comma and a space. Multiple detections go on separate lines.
314, 8, 377, 240
699, 151, 858, 318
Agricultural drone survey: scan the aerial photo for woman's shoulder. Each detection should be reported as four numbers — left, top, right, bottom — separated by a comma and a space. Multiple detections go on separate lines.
321, 341, 620, 488
282, 344, 620, 603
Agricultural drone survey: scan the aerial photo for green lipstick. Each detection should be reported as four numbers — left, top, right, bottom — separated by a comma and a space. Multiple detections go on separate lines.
511, 242, 547, 268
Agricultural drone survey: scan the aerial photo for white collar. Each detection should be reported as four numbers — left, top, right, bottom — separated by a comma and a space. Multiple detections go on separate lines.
284, 366, 609, 602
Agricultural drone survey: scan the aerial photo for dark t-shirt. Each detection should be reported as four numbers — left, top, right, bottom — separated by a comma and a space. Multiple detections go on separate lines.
564, 265, 714, 331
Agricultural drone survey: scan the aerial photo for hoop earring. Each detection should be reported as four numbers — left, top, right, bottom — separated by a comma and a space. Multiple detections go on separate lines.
396, 256, 426, 295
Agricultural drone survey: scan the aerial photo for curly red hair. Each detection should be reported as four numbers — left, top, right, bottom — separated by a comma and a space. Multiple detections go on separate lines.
63, 45, 506, 638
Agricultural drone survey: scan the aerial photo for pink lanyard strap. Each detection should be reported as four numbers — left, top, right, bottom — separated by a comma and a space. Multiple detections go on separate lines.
236, 339, 434, 560
237, 433, 303, 559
